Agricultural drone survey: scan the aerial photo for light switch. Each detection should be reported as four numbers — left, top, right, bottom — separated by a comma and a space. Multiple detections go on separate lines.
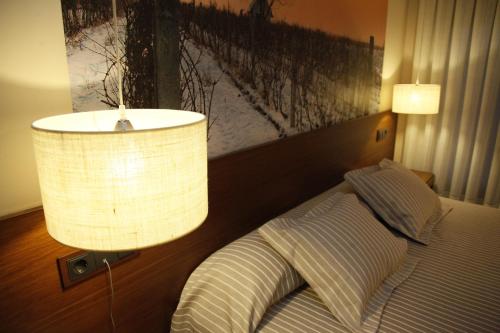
376, 128, 388, 142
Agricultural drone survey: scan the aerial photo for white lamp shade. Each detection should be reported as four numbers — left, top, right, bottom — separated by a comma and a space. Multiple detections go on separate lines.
392, 84, 441, 114
32, 109, 208, 251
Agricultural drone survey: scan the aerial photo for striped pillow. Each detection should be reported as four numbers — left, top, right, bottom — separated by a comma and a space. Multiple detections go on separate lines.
259, 193, 416, 333
171, 231, 304, 333
379, 158, 418, 177
171, 192, 344, 333
345, 164, 442, 244
304, 192, 345, 217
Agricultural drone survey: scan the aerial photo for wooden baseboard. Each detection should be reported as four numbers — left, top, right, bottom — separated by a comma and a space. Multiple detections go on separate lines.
0, 205, 43, 221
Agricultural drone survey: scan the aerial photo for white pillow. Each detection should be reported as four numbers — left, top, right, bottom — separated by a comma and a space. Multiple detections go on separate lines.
345, 162, 443, 244
171, 192, 346, 333
171, 231, 304, 333
259, 193, 417, 333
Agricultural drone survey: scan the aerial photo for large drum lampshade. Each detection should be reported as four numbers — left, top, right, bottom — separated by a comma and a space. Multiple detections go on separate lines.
32, 109, 208, 251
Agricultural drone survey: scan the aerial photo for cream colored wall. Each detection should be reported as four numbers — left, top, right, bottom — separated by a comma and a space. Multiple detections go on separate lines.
379, 0, 410, 112
0, 0, 408, 218
0, 1, 73, 218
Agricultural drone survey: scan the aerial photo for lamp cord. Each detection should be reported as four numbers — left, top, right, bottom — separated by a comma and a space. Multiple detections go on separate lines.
112, 0, 125, 116
103, 258, 116, 332
416, 0, 427, 84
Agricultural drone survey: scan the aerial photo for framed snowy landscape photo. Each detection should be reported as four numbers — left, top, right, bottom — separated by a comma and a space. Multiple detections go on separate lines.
61, 0, 388, 158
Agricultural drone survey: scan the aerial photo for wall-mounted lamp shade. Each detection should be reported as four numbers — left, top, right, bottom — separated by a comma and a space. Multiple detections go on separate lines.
32, 109, 208, 251
392, 84, 441, 114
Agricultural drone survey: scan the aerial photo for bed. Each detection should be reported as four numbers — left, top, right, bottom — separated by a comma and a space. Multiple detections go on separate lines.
171, 179, 500, 333
256, 192, 500, 333
169, 112, 500, 333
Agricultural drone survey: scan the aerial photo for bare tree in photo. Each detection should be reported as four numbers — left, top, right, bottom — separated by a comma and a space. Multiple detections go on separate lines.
154, 0, 181, 109
179, 33, 219, 138
63, 0, 384, 154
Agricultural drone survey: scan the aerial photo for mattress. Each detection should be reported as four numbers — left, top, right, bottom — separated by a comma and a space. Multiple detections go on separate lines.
256, 196, 500, 333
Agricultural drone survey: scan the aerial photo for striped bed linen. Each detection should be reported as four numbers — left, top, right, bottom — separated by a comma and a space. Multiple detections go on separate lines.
171, 182, 355, 333
256, 197, 500, 333
258, 193, 414, 333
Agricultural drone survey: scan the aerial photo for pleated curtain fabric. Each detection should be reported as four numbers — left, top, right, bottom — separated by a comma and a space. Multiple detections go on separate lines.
397, 0, 500, 207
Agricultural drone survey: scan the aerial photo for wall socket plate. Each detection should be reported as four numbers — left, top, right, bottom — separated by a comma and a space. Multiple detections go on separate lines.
57, 250, 138, 290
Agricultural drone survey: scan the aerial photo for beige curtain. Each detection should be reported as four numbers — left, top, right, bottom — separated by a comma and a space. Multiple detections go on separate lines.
396, 0, 500, 207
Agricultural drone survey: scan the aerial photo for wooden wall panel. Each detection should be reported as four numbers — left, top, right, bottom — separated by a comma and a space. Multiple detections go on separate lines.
0, 111, 396, 333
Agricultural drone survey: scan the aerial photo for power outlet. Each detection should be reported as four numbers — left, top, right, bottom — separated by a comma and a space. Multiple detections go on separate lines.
66, 252, 97, 282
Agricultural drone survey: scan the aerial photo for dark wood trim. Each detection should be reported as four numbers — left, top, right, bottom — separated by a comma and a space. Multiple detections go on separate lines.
0, 111, 396, 333
0, 205, 43, 221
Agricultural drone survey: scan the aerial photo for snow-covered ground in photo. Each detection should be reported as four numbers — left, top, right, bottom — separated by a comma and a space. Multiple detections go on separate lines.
65, 21, 280, 158
201, 41, 384, 136
65, 22, 123, 112
184, 39, 280, 157
65, 20, 384, 158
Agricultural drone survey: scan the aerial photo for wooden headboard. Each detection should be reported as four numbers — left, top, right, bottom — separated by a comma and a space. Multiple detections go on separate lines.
0, 111, 396, 333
